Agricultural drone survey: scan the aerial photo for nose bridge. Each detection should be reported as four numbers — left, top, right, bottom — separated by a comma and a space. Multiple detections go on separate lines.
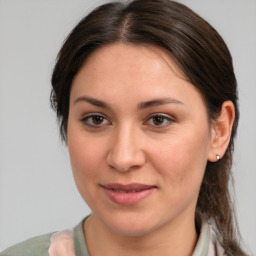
107, 123, 145, 172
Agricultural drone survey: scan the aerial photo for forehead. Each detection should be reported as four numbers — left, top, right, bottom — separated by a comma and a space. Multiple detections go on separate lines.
71, 43, 188, 93
77, 43, 186, 81
70, 43, 205, 112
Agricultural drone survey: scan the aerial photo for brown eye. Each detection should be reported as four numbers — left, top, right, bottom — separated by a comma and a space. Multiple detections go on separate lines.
152, 116, 165, 126
81, 114, 110, 128
92, 116, 104, 125
145, 114, 174, 128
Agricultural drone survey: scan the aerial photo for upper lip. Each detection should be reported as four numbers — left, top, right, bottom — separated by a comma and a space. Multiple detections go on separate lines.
101, 183, 157, 192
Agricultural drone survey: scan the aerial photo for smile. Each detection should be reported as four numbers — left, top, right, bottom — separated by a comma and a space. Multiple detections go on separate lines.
101, 183, 157, 206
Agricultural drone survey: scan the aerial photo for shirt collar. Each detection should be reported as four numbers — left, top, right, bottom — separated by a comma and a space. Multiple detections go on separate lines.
192, 217, 210, 256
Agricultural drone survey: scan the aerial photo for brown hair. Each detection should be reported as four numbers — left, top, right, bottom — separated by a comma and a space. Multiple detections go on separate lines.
51, 0, 246, 255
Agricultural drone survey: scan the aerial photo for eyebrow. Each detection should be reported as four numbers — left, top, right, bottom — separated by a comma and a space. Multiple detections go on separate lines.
74, 96, 111, 109
73, 96, 183, 110
138, 98, 183, 110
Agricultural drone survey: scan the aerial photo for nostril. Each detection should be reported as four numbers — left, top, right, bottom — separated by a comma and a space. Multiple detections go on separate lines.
107, 152, 145, 172
108, 162, 137, 172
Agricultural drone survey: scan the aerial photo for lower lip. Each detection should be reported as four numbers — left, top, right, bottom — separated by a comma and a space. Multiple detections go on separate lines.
103, 187, 155, 206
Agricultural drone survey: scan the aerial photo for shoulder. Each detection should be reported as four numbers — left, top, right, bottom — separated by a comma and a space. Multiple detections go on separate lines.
1, 232, 54, 256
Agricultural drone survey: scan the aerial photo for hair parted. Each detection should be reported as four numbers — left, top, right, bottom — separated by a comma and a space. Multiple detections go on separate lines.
51, 1, 246, 255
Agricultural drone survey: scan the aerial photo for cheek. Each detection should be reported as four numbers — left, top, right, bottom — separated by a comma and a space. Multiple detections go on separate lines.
67, 132, 105, 205
149, 130, 210, 189
148, 135, 209, 214
67, 126, 108, 178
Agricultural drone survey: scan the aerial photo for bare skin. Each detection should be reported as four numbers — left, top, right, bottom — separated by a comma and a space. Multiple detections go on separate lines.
67, 43, 235, 256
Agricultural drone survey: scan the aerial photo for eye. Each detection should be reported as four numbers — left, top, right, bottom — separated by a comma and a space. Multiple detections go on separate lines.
145, 114, 174, 127
81, 114, 111, 128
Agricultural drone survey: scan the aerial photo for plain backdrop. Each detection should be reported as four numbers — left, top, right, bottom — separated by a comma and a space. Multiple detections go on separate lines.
0, 0, 255, 254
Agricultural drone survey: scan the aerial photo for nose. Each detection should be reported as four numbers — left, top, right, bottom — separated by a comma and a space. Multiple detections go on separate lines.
106, 125, 146, 172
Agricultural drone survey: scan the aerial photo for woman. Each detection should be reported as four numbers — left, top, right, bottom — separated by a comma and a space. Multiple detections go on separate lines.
1, 0, 248, 255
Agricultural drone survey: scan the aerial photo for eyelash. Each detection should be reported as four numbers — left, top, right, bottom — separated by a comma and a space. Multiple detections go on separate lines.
81, 113, 111, 128
144, 114, 174, 127
81, 113, 174, 128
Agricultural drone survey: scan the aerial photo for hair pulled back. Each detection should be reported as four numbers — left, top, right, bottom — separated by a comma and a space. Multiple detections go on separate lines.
51, 1, 246, 255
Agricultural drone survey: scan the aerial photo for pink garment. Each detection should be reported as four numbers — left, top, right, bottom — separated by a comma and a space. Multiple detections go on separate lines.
48, 224, 225, 256
48, 230, 75, 256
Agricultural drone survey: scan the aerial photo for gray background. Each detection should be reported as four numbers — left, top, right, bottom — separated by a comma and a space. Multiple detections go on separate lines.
0, 0, 255, 254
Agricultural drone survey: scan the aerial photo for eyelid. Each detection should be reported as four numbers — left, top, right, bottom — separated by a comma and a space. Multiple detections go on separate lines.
81, 112, 111, 127
80, 112, 174, 128
144, 113, 175, 127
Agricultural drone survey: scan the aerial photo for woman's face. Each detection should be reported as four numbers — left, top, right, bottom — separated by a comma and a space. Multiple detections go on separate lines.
67, 43, 214, 236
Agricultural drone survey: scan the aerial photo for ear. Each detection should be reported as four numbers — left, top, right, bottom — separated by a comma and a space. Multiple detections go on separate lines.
208, 101, 235, 162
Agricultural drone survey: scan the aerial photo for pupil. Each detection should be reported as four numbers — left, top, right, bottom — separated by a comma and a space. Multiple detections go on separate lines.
93, 116, 103, 124
153, 116, 164, 125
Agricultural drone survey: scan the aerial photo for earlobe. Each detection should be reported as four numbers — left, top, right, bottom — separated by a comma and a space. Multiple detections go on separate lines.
208, 101, 235, 162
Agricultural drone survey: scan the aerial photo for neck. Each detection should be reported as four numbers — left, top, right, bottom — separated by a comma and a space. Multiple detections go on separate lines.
83, 213, 198, 256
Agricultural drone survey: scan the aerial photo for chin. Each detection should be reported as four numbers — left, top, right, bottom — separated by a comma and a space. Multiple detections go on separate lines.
109, 222, 155, 237
100, 211, 163, 237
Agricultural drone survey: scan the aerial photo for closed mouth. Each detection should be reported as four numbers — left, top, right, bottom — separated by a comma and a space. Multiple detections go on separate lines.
101, 183, 157, 205
101, 183, 157, 192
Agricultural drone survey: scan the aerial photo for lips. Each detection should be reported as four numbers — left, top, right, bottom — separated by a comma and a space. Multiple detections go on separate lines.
101, 183, 156, 205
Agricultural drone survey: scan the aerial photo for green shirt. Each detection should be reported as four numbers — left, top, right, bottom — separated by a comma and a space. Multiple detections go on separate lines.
1, 217, 222, 256
1, 220, 89, 256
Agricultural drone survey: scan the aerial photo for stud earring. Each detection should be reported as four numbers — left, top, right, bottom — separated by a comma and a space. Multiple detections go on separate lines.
216, 154, 220, 160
